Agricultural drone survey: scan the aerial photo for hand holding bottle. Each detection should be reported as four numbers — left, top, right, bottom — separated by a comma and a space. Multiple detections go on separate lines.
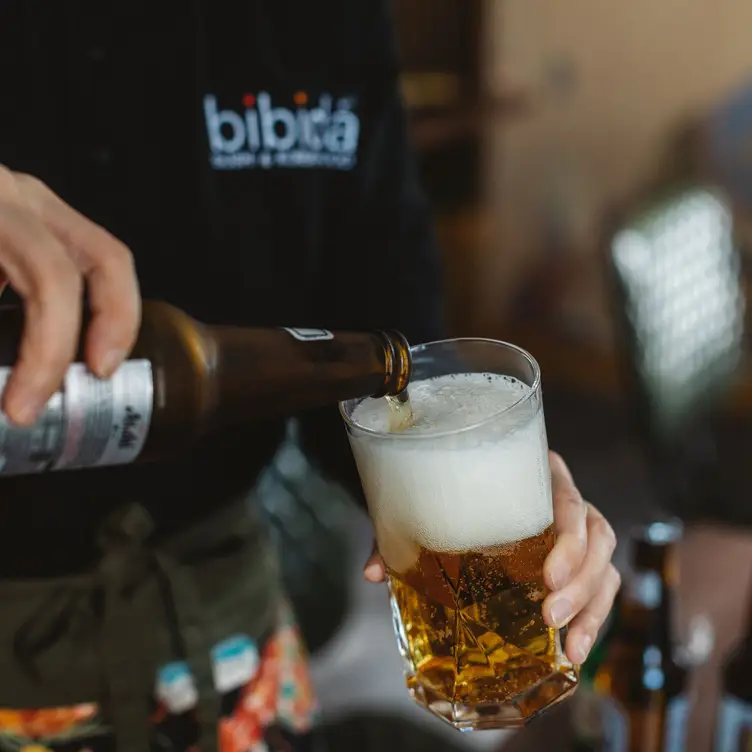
0, 166, 141, 425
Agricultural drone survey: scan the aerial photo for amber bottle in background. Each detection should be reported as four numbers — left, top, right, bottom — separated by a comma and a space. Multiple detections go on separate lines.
715, 570, 752, 751
571, 592, 622, 751
594, 520, 690, 752
0, 300, 411, 476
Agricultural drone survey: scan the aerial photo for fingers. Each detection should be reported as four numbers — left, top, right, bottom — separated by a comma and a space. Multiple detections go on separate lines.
544, 502, 618, 644
0, 202, 82, 424
17, 174, 140, 377
565, 564, 621, 664
363, 542, 386, 583
544, 451, 588, 591
0, 169, 140, 424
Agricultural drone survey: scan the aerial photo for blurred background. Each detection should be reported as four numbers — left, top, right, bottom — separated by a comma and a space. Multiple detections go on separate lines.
275, 2, 752, 751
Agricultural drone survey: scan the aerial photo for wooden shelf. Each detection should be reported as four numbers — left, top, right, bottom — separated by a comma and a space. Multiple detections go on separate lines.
505, 321, 622, 399
407, 91, 532, 151
505, 318, 752, 418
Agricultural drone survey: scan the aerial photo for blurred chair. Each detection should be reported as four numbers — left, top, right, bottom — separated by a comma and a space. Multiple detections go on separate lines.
606, 184, 749, 526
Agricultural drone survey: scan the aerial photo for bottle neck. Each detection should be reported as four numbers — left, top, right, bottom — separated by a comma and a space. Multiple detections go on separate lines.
205, 325, 410, 427
620, 544, 677, 649
742, 571, 752, 644
373, 329, 412, 397
722, 571, 752, 701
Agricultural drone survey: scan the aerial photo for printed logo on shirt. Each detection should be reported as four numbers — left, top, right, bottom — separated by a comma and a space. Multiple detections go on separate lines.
203, 91, 360, 171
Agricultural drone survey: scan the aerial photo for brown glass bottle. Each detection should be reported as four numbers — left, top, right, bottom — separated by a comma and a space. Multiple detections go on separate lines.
0, 300, 411, 475
594, 520, 689, 752
715, 570, 752, 751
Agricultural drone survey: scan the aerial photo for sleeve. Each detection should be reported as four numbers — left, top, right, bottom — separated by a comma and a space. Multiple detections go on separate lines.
297, 0, 446, 498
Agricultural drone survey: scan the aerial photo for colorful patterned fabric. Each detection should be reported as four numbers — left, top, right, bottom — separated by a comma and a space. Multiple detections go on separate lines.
0, 605, 318, 752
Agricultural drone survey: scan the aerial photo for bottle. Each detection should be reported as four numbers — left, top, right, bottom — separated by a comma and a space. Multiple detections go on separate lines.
594, 520, 690, 752
571, 592, 622, 751
0, 300, 411, 476
715, 570, 752, 751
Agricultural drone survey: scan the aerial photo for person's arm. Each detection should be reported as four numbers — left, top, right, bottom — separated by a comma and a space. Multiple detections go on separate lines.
298, 0, 445, 497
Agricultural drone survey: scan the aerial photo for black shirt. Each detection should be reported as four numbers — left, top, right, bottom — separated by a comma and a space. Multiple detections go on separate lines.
0, 0, 444, 574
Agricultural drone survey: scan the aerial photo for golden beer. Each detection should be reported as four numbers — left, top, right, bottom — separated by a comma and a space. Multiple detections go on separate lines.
391, 525, 568, 699
341, 339, 578, 730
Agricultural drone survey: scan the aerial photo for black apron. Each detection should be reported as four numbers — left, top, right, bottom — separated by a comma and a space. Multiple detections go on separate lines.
0, 498, 280, 752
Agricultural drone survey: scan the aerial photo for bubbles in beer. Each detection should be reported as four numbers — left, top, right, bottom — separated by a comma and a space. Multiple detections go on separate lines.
350, 373, 552, 572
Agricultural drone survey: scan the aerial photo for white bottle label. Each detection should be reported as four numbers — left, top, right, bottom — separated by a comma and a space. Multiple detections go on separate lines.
0, 359, 153, 475
155, 661, 199, 714
627, 571, 662, 609
211, 634, 260, 694
602, 694, 689, 751
155, 635, 260, 714
716, 695, 752, 752
282, 327, 333, 342
664, 694, 690, 752
602, 697, 628, 752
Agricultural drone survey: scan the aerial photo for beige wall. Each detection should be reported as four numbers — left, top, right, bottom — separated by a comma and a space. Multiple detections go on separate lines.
476, 0, 752, 340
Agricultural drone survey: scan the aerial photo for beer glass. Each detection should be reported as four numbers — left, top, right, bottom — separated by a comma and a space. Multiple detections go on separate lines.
340, 339, 578, 730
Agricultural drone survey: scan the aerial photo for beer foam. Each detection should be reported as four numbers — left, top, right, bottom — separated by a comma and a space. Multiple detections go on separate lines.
354, 373, 530, 436
349, 373, 553, 571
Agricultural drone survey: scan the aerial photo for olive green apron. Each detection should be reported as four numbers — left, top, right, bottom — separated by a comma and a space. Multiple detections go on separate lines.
0, 498, 280, 752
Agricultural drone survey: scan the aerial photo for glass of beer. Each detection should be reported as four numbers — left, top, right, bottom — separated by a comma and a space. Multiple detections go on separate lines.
339, 339, 578, 730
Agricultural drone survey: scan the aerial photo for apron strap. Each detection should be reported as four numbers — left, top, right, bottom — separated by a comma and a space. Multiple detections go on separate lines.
96, 503, 155, 751
153, 550, 220, 752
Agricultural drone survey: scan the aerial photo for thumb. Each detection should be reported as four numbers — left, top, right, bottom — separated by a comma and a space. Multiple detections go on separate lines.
363, 542, 386, 583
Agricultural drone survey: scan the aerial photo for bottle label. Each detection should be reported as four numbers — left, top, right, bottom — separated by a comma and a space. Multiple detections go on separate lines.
156, 634, 259, 714
716, 695, 752, 752
0, 360, 153, 475
211, 635, 260, 694
626, 570, 662, 609
602, 696, 628, 752
282, 327, 333, 342
664, 694, 689, 752
155, 661, 198, 714
601, 694, 689, 751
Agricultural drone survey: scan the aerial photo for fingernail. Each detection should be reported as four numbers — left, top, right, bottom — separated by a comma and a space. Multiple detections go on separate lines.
573, 634, 593, 664
97, 349, 127, 378
549, 561, 571, 590
364, 561, 383, 582
549, 598, 574, 628
11, 401, 41, 426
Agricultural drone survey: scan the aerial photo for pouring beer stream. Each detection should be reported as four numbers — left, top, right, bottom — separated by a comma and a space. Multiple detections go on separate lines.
385, 389, 414, 432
